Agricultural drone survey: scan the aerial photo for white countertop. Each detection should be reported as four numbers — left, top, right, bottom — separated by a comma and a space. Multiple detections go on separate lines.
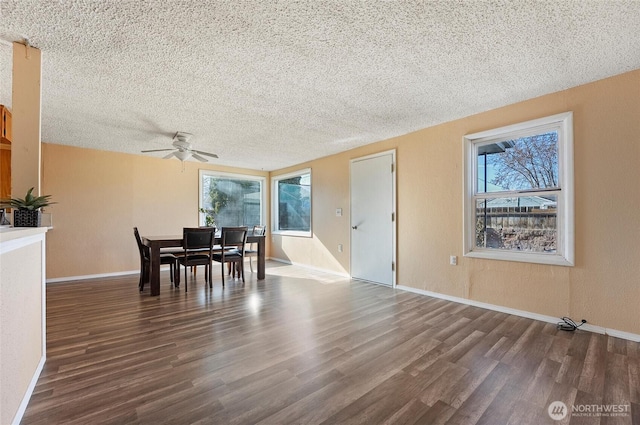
0, 226, 48, 243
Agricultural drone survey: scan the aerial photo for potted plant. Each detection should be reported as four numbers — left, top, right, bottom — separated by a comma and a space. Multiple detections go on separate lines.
0, 187, 55, 227
199, 208, 216, 228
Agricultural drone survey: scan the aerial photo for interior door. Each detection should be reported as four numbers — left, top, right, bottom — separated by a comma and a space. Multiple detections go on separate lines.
350, 151, 395, 286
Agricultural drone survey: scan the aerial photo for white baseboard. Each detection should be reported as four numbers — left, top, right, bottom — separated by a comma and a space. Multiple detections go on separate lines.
395, 285, 640, 343
47, 259, 271, 284
46, 266, 172, 284
46, 260, 269, 284
47, 269, 139, 283
269, 257, 350, 278
11, 354, 45, 425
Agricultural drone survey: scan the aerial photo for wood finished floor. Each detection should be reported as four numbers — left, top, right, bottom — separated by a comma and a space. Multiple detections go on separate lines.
22, 262, 639, 425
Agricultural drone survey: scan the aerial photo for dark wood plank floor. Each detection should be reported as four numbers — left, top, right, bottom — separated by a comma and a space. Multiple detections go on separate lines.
22, 262, 639, 424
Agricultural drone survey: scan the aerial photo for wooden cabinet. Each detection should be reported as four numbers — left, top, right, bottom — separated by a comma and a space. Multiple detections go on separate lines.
1, 105, 11, 201
1, 105, 11, 143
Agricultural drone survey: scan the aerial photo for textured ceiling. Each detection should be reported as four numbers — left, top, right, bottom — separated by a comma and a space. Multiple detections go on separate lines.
1, 1, 639, 171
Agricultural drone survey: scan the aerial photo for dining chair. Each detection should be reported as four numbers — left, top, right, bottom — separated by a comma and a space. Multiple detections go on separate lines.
175, 227, 215, 292
134, 227, 178, 292
212, 226, 248, 286
180, 227, 218, 280
244, 225, 265, 273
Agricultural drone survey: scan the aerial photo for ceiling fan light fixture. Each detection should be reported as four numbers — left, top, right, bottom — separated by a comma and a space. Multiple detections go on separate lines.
174, 151, 192, 161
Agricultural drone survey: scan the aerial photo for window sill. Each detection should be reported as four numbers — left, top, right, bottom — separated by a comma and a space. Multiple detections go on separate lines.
464, 250, 574, 266
272, 230, 312, 238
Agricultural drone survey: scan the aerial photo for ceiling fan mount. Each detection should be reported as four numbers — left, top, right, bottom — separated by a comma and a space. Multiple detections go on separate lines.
141, 131, 218, 162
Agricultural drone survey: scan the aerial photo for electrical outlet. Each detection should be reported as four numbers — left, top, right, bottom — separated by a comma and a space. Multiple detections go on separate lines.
336, 208, 342, 217
338, 244, 343, 253
450, 255, 457, 266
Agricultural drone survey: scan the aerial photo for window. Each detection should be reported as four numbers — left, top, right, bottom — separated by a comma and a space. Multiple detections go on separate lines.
463, 112, 574, 266
272, 169, 312, 236
199, 170, 265, 228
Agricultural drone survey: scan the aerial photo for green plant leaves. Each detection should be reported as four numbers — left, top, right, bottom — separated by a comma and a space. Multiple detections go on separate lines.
0, 187, 55, 210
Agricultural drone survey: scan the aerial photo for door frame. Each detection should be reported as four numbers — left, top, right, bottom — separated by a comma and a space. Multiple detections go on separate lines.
349, 149, 397, 287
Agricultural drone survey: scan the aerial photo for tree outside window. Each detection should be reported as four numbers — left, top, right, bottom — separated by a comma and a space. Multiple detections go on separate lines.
476, 132, 559, 252
200, 172, 264, 228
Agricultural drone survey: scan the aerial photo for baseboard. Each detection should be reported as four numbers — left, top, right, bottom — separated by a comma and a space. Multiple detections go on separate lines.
395, 285, 640, 343
269, 257, 350, 278
47, 258, 332, 284
47, 260, 266, 284
11, 354, 45, 425
593, 326, 640, 342
47, 270, 140, 283
46, 266, 170, 284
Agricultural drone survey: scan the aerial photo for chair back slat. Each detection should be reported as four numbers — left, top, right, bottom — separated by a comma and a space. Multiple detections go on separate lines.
183, 227, 215, 251
221, 226, 248, 251
252, 225, 266, 236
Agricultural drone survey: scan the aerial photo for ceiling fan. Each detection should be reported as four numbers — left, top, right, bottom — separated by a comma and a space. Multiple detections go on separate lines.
141, 132, 218, 162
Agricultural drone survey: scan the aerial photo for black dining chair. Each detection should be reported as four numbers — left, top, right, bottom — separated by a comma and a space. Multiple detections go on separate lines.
175, 227, 215, 292
212, 226, 248, 286
245, 225, 265, 273
134, 227, 178, 291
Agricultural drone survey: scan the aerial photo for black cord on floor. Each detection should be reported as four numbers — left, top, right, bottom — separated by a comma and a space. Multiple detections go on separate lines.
557, 316, 586, 331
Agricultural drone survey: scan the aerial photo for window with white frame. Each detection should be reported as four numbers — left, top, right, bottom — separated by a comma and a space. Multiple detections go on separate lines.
199, 170, 265, 229
272, 169, 312, 236
463, 112, 574, 266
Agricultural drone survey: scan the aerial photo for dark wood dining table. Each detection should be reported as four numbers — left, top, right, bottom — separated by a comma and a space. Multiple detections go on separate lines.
141, 231, 266, 296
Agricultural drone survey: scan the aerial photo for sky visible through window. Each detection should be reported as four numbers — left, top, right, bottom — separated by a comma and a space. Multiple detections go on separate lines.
477, 131, 559, 193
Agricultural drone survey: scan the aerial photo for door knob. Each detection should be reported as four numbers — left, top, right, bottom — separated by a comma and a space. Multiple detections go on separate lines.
352, 225, 358, 230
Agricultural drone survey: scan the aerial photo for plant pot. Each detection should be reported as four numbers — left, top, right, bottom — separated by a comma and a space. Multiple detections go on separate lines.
13, 209, 41, 227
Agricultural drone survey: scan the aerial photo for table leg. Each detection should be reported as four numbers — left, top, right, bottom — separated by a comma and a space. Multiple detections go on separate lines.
150, 242, 161, 296
257, 237, 265, 280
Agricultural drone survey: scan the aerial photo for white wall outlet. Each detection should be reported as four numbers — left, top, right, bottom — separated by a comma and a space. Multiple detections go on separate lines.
338, 244, 343, 253
450, 255, 457, 266
336, 208, 342, 217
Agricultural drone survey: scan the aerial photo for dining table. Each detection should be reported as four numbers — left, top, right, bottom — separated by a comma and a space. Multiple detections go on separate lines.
141, 231, 266, 296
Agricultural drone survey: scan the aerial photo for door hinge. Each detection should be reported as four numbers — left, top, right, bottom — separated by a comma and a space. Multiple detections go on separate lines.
392, 262, 395, 271
392, 212, 395, 221
391, 163, 395, 173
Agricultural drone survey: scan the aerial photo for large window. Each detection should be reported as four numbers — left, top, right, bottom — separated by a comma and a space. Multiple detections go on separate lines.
272, 169, 312, 236
463, 112, 574, 266
199, 170, 265, 229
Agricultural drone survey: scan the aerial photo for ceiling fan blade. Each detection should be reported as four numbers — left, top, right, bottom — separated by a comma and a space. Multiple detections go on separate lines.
191, 152, 209, 162
193, 150, 219, 159
141, 148, 175, 153
162, 152, 176, 159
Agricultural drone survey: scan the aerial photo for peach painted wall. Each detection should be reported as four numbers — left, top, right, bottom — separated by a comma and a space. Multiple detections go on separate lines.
41, 143, 269, 279
0, 229, 46, 424
11, 43, 42, 198
271, 70, 640, 335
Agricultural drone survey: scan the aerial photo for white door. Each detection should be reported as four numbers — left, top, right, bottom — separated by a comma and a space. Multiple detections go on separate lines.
350, 151, 395, 286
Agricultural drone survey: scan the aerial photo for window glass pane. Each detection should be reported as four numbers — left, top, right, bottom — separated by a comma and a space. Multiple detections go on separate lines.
475, 195, 557, 253
477, 131, 559, 193
201, 176, 262, 227
277, 173, 311, 231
